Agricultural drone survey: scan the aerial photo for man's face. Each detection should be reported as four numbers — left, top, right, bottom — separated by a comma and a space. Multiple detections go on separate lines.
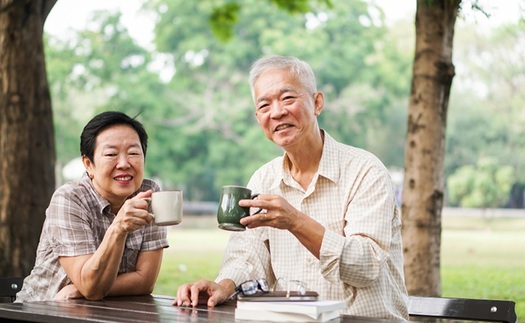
83, 124, 145, 208
253, 68, 323, 150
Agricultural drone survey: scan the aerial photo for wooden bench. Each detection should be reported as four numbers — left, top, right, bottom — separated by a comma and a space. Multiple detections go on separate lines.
409, 296, 517, 323
0, 277, 24, 303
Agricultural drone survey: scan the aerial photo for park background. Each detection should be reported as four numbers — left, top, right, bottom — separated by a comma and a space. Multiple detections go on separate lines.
42, 0, 524, 320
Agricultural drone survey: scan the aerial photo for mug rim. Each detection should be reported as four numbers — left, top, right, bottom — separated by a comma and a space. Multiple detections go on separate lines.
152, 190, 183, 196
221, 185, 249, 189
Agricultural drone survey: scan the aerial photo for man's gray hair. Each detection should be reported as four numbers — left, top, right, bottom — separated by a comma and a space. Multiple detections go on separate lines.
248, 55, 318, 99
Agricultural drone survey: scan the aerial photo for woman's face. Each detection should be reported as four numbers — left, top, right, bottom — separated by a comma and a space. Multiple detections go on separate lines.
83, 124, 144, 209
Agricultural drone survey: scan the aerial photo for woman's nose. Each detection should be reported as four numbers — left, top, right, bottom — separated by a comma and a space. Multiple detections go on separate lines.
116, 154, 131, 168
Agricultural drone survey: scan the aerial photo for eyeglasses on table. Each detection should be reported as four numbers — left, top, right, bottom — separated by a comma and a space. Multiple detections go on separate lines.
228, 277, 307, 300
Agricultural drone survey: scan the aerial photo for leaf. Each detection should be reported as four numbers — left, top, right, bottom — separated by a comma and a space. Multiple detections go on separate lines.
209, 2, 241, 42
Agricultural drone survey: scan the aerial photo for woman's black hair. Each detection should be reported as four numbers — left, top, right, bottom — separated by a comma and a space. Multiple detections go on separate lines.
80, 111, 148, 162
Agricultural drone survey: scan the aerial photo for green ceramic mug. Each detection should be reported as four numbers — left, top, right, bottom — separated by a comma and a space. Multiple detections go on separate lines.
217, 185, 262, 231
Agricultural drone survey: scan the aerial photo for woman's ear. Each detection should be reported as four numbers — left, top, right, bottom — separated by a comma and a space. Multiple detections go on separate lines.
82, 155, 94, 179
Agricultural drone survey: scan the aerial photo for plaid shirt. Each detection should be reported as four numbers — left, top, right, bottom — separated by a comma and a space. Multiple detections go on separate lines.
216, 131, 408, 320
15, 175, 168, 302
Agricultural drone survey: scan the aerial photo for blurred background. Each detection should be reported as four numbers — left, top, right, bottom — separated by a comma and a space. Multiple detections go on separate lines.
44, 0, 524, 210
40, 0, 525, 319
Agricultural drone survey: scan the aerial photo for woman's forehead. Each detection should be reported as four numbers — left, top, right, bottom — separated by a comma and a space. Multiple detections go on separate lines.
95, 125, 140, 147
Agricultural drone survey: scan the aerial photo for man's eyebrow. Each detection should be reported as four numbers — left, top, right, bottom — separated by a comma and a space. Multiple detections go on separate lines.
256, 96, 268, 104
279, 86, 296, 95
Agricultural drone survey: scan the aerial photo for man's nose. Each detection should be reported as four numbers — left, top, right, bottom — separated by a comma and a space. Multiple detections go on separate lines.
270, 102, 288, 118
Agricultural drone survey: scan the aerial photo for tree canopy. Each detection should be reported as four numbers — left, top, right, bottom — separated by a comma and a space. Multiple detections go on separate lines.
45, 0, 416, 201
44, 0, 523, 207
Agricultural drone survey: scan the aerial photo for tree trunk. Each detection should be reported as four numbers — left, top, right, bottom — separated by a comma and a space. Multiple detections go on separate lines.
0, 0, 57, 277
401, 0, 459, 296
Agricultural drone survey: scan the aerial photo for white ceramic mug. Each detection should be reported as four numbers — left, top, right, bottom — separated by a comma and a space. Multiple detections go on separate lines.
145, 190, 183, 226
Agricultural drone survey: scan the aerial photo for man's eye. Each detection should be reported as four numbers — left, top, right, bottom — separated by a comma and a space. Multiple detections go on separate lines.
283, 96, 296, 103
257, 104, 269, 111
105, 153, 117, 157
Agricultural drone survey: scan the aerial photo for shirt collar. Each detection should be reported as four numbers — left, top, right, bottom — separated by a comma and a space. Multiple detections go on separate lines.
269, 130, 340, 190
80, 174, 148, 217
80, 173, 113, 217
317, 131, 340, 184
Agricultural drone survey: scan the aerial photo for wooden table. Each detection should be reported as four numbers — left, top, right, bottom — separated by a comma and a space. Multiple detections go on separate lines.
0, 294, 407, 322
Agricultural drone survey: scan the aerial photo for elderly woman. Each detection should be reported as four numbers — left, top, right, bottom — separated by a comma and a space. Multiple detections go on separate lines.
16, 111, 168, 302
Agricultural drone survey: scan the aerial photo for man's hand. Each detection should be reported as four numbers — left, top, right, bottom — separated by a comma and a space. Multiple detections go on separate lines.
174, 279, 233, 308
239, 194, 302, 230
239, 194, 325, 259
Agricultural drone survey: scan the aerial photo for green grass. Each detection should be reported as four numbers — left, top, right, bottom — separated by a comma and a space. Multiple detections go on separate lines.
154, 214, 525, 322
441, 216, 525, 321
153, 217, 229, 295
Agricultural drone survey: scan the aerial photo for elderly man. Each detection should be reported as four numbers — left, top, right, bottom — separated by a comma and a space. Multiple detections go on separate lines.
175, 55, 408, 320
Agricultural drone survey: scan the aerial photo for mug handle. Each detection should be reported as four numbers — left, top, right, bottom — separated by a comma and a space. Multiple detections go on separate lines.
142, 197, 155, 218
250, 193, 263, 215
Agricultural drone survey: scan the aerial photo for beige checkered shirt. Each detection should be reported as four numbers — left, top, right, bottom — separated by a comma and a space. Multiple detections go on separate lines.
15, 175, 168, 302
216, 131, 408, 320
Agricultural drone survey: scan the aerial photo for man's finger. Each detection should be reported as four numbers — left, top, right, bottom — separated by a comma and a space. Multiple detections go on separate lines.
190, 284, 202, 307
175, 285, 190, 306
207, 297, 217, 307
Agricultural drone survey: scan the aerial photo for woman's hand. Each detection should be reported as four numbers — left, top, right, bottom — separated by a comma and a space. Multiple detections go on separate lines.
54, 284, 83, 301
113, 190, 155, 234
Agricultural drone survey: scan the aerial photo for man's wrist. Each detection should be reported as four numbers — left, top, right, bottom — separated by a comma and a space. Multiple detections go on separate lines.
219, 279, 236, 298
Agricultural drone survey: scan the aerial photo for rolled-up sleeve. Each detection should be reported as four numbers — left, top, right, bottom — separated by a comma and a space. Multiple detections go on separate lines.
321, 165, 394, 287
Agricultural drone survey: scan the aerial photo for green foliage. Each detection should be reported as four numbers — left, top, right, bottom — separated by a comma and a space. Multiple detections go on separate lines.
46, 0, 414, 199
270, 0, 317, 13
447, 157, 515, 208
445, 22, 525, 205
45, 0, 523, 206
208, 0, 335, 43
209, 3, 240, 41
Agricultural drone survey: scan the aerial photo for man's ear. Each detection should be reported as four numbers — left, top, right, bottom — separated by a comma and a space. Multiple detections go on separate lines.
314, 92, 324, 116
